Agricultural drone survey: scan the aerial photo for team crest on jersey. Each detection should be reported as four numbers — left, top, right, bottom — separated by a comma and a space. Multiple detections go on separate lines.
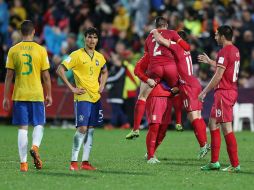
96, 60, 99, 66
79, 115, 84, 122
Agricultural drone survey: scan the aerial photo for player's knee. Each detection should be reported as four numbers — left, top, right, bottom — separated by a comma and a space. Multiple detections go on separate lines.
78, 126, 88, 134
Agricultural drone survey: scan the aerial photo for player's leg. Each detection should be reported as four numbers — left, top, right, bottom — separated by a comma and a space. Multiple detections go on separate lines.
201, 116, 221, 171
13, 101, 29, 172
30, 102, 45, 169
70, 101, 89, 171
126, 81, 153, 139
81, 101, 103, 170
172, 95, 183, 131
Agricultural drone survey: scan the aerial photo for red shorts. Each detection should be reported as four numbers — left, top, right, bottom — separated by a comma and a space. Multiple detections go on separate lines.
146, 96, 172, 124
210, 89, 238, 123
179, 83, 202, 112
147, 64, 178, 87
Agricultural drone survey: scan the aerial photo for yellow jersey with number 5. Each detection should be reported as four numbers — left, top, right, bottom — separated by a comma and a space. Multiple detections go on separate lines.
6, 41, 50, 101
62, 48, 106, 103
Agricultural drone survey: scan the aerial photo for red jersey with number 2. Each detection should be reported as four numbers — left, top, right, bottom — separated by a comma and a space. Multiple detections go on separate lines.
215, 44, 240, 91
144, 30, 181, 66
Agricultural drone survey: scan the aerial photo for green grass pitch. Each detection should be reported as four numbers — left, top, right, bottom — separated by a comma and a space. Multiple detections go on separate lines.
0, 125, 254, 190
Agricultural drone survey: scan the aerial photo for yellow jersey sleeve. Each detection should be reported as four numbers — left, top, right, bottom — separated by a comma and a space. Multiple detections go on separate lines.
6, 48, 14, 69
41, 47, 50, 71
62, 53, 77, 70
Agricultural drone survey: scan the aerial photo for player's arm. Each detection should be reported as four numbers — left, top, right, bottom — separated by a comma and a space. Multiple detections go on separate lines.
198, 53, 216, 67
134, 53, 156, 87
41, 70, 52, 107
99, 65, 108, 93
198, 66, 225, 101
56, 64, 85, 95
3, 69, 14, 111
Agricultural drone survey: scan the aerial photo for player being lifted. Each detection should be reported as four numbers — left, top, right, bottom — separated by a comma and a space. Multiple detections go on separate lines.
151, 29, 210, 159
3, 20, 52, 172
126, 16, 190, 139
57, 27, 108, 171
198, 25, 240, 172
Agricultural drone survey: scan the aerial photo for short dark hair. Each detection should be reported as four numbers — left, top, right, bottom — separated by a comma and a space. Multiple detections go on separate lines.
21, 20, 34, 36
155, 16, 168, 28
84, 27, 99, 38
217, 25, 233, 41
177, 30, 188, 41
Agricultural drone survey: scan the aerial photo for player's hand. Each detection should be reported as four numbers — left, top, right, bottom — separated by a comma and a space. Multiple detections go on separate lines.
150, 29, 158, 34
45, 95, 53, 107
147, 78, 157, 88
3, 98, 10, 111
198, 53, 210, 64
198, 91, 206, 102
72, 87, 86, 95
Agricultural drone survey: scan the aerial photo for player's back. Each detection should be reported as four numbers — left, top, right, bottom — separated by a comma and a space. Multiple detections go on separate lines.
216, 44, 240, 91
145, 29, 180, 67
6, 41, 49, 101
169, 43, 200, 87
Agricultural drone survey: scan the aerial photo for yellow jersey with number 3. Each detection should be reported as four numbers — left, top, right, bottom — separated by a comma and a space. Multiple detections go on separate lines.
62, 48, 106, 103
6, 41, 50, 101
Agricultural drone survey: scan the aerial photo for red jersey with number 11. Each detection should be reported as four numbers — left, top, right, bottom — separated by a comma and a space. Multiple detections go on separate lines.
215, 44, 240, 91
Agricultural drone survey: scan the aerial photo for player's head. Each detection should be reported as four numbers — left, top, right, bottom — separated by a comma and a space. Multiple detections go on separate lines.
215, 25, 233, 45
155, 16, 168, 29
20, 20, 35, 37
177, 30, 188, 41
84, 27, 99, 50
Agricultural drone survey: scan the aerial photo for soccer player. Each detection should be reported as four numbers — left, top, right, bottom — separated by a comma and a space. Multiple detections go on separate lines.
151, 29, 210, 159
198, 25, 240, 172
56, 27, 108, 171
3, 20, 52, 172
126, 16, 189, 139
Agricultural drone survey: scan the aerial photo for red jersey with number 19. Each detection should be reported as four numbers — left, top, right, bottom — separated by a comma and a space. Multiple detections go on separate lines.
145, 30, 181, 66
215, 45, 240, 91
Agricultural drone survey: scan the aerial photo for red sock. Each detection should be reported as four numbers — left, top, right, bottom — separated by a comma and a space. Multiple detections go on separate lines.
224, 132, 239, 167
173, 95, 182, 124
192, 119, 206, 147
133, 100, 146, 131
211, 128, 221, 163
146, 123, 160, 159
199, 118, 208, 143
155, 124, 168, 151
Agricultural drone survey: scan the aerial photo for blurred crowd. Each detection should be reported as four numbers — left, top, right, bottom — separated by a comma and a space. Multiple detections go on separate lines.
1, 0, 254, 126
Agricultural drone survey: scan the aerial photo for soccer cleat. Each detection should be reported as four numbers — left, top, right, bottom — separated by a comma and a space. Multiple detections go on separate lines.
30, 145, 42, 169
80, 161, 97, 170
20, 162, 28, 172
197, 143, 211, 159
201, 162, 221, 171
221, 165, 240, 173
125, 130, 140, 140
70, 161, 79, 171
175, 124, 183, 131
147, 157, 159, 164
144, 153, 160, 163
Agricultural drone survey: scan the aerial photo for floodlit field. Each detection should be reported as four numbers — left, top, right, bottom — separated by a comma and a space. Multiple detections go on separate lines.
0, 126, 254, 190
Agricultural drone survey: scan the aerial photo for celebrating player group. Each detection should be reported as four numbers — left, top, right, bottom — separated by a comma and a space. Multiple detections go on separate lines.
3, 16, 240, 173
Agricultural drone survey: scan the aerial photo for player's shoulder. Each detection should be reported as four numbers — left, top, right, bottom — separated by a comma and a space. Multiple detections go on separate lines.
94, 50, 106, 60
70, 48, 83, 57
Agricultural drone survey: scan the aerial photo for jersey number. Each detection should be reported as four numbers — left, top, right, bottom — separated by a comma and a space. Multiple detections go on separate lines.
152, 38, 162, 56
22, 54, 32, 75
185, 55, 193, 76
233, 60, 240, 82
89, 66, 93, 76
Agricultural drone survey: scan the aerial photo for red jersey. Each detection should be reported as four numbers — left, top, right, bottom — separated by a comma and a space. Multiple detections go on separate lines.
215, 44, 240, 91
134, 53, 171, 97
145, 30, 182, 66
169, 43, 201, 88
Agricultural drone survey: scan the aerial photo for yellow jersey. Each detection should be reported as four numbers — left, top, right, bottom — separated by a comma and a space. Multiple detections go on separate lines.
62, 48, 106, 103
6, 41, 50, 101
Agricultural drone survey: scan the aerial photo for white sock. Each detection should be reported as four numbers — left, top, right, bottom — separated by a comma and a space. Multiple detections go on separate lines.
71, 130, 86, 161
18, 129, 28, 163
32, 125, 44, 147
82, 128, 94, 161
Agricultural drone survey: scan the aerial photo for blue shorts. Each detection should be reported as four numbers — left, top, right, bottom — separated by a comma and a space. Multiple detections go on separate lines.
74, 100, 103, 127
12, 101, 45, 126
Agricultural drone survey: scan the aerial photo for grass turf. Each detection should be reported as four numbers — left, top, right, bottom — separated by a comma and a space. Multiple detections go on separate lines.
0, 126, 254, 190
